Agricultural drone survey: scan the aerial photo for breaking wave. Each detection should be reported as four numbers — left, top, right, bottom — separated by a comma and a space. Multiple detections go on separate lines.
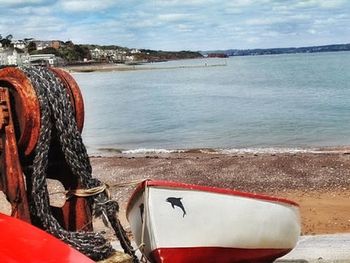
90, 146, 350, 156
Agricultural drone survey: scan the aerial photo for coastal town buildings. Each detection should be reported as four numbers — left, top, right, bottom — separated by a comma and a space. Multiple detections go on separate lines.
0, 49, 59, 67
0, 50, 11, 65
0, 49, 29, 66
0, 37, 145, 67
90, 47, 134, 63
13, 40, 26, 50
0, 39, 66, 66
29, 54, 61, 66
34, 40, 51, 51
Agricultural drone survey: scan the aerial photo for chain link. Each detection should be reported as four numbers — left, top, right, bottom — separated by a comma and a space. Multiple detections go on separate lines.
20, 66, 139, 262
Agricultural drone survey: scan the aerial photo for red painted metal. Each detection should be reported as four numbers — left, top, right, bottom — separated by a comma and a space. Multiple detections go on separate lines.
0, 67, 41, 156
49, 67, 84, 132
0, 212, 94, 263
0, 67, 92, 231
150, 247, 291, 263
0, 67, 84, 155
0, 88, 31, 223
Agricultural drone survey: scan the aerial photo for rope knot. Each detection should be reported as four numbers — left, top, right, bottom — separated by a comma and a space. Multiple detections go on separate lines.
66, 184, 109, 199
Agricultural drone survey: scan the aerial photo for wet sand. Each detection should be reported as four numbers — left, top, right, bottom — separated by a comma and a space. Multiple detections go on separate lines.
90, 152, 350, 236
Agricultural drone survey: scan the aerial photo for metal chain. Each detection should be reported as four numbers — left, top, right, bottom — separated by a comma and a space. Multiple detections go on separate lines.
20, 66, 139, 262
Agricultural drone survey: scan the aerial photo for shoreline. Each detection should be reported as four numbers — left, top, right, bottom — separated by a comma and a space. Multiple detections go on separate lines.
88, 145, 350, 157
61, 61, 227, 73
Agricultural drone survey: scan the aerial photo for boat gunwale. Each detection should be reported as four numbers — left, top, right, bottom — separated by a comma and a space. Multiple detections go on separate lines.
126, 180, 299, 217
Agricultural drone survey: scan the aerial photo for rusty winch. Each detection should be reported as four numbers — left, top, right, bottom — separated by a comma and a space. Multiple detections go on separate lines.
0, 66, 138, 262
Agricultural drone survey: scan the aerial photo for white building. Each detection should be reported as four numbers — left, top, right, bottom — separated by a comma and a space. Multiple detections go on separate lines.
29, 54, 58, 66
13, 40, 26, 50
0, 50, 11, 65
130, 49, 141, 54
34, 41, 51, 51
7, 50, 20, 65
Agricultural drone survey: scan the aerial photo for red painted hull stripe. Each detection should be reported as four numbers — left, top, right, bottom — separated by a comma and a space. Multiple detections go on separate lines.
150, 247, 291, 263
127, 179, 299, 215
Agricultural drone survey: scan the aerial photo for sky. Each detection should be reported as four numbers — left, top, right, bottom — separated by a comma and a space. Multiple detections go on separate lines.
0, 0, 350, 51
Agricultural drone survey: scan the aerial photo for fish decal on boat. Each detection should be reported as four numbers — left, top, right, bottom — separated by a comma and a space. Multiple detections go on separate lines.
127, 180, 301, 263
166, 197, 186, 217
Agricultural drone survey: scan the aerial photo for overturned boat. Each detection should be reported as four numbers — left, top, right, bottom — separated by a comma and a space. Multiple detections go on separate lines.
127, 180, 300, 263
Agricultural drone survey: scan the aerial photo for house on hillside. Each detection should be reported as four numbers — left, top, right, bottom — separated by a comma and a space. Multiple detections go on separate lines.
34, 41, 51, 51
13, 40, 26, 50
3, 49, 29, 66
130, 49, 141, 54
0, 50, 11, 65
51, 40, 63, 49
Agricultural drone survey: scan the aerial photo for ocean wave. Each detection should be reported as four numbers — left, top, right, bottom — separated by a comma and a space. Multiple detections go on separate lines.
91, 145, 350, 156
218, 147, 320, 154
121, 148, 182, 154
94, 147, 340, 155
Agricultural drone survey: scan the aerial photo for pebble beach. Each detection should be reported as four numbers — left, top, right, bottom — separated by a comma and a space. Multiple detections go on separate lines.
90, 151, 350, 237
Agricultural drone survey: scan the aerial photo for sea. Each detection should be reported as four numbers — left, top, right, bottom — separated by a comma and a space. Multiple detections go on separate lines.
73, 51, 350, 155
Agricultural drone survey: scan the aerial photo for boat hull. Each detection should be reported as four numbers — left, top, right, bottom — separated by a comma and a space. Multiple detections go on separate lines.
0, 213, 94, 263
151, 247, 291, 263
127, 180, 300, 263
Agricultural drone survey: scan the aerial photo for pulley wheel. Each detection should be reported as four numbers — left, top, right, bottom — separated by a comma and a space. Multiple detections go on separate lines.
0, 67, 84, 156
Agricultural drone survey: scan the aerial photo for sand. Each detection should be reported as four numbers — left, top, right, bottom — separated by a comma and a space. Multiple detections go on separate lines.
89, 152, 350, 236
62, 62, 226, 73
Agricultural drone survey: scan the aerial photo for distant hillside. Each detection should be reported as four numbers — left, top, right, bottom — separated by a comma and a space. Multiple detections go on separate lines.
203, 43, 350, 57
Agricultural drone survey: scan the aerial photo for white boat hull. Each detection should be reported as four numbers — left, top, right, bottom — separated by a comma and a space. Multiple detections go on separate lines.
127, 180, 300, 263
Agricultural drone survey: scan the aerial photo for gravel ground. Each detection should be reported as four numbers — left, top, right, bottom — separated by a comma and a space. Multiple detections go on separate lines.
89, 152, 350, 237
90, 152, 350, 202
1, 151, 349, 241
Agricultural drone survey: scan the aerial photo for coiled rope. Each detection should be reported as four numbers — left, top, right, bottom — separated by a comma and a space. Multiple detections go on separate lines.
20, 67, 139, 262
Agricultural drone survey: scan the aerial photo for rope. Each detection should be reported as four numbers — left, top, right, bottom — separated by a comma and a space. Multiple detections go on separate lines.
20, 66, 139, 262
109, 179, 148, 188
66, 184, 109, 198
139, 181, 149, 262
50, 179, 147, 199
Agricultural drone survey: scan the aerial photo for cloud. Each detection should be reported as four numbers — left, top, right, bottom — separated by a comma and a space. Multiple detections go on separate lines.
59, 0, 118, 12
154, 0, 215, 6
176, 24, 193, 32
157, 13, 190, 22
245, 17, 282, 26
1, 0, 350, 50
0, 0, 48, 6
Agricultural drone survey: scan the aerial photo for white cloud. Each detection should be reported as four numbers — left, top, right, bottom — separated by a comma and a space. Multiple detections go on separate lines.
246, 36, 261, 43
158, 13, 190, 22
317, 0, 347, 9
245, 17, 279, 26
0, 0, 46, 5
289, 0, 347, 9
308, 29, 317, 34
176, 24, 193, 32
14, 6, 53, 15
59, 0, 118, 12
0, 0, 349, 50
154, 0, 215, 6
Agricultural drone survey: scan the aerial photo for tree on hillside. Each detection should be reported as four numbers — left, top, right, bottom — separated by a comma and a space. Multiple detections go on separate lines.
27, 41, 37, 53
34, 47, 61, 57
0, 34, 13, 48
